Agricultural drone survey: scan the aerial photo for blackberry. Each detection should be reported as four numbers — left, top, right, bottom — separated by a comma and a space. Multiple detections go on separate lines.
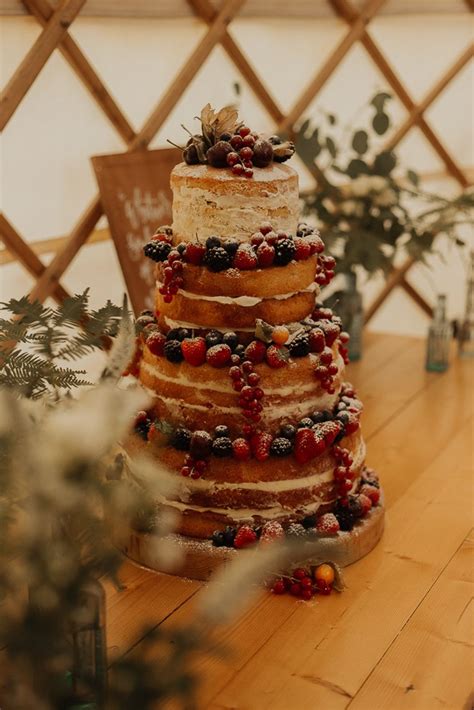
223, 526, 237, 547
205, 246, 232, 272
172, 427, 191, 451
164, 339, 183, 363
270, 437, 293, 457
288, 332, 310, 357
206, 236, 221, 249
286, 522, 306, 538
223, 239, 239, 256
166, 327, 190, 342
143, 240, 171, 262
347, 495, 365, 519
214, 425, 230, 438
274, 238, 296, 266
298, 417, 314, 429
135, 419, 151, 440
334, 503, 356, 531
222, 331, 239, 351
279, 423, 297, 440
302, 515, 317, 529
211, 530, 225, 547
311, 410, 332, 424
212, 436, 233, 457
205, 330, 223, 348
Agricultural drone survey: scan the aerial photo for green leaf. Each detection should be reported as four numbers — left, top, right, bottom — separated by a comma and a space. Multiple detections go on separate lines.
407, 169, 419, 187
372, 112, 390, 135
351, 130, 369, 155
326, 136, 337, 158
346, 158, 370, 178
371, 92, 392, 112
373, 150, 397, 175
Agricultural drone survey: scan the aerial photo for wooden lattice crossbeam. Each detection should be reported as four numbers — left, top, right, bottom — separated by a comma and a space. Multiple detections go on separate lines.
0, 0, 472, 321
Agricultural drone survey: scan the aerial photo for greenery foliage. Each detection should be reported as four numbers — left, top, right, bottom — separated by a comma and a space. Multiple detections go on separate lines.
295, 92, 473, 276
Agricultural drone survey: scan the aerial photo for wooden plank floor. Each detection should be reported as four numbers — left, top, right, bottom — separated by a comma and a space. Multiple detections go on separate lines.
105, 334, 474, 709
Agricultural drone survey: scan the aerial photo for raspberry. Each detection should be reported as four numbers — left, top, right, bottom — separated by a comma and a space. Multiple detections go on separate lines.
244, 340, 267, 364
233, 245, 258, 270
212, 436, 233, 457
164, 339, 184, 363
260, 521, 285, 543
206, 344, 232, 367
146, 331, 166, 356
294, 237, 312, 260
144, 240, 172, 262
256, 242, 275, 267
270, 437, 293, 457
184, 242, 206, 265
181, 337, 207, 366
288, 332, 310, 357
316, 513, 340, 535
355, 493, 372, 516
274, 238, 296, 266
360, 484, 380, 505
234, 525, 257, 549
232, 437, 251, 461
266, 344, 290, 368
250, 432, 273, 462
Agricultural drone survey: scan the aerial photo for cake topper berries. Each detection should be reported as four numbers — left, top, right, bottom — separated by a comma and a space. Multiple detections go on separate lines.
170, 104, 295, 178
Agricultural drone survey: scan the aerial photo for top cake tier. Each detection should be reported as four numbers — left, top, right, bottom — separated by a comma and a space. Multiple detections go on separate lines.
171, 162, 300, 242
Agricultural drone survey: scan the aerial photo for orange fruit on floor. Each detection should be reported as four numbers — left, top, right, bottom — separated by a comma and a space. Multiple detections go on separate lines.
314, 563, 335, 585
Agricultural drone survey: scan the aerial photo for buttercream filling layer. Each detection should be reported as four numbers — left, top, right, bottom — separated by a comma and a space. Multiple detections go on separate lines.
156, 281, 318, 307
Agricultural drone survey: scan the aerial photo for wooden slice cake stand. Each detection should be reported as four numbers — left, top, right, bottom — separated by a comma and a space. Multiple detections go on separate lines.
115, 495, 385, 581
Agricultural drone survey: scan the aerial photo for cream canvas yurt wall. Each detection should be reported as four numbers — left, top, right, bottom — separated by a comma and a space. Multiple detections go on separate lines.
1, 1, 473, 335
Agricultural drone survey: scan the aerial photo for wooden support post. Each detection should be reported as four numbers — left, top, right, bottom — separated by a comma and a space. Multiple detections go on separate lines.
0, 0, 86, 130
0, 214, 70, 303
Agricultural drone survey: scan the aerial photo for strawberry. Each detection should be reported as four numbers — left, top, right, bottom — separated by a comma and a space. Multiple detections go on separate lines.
344, 412, 360, 435
250, 432, 273, 462
260, 521, 285, 544
184, 242, 206, 265
360, 484, 380, 505
232, 437, 251, 461
256, 242, 275, 267
319, 420, 343, 446
294, 237, 312, 260
206, 343, 232, 367
233, 245, 258, 270
146, 331, 166, 356
294, 428, 321, 465
181, 337, 206, 366
234, 525, 257, 548
266, 344, 289, 369
244, 340, 267, 364
309, 327, 325, 353
316, 513, 340, 535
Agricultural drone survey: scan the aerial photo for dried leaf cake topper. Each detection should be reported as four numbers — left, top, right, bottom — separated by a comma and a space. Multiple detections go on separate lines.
169, 103, 295, 178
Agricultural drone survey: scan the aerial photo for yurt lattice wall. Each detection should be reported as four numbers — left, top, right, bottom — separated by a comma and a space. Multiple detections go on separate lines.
1, 0, 473, 320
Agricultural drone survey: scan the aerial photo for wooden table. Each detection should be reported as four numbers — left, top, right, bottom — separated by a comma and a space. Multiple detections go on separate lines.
105, 334, 474, 709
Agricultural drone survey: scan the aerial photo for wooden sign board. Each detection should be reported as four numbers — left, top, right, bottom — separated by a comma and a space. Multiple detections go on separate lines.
92, 147, 181, 315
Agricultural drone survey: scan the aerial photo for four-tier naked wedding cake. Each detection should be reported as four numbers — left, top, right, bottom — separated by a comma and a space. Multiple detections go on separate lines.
124, 105, 383, 579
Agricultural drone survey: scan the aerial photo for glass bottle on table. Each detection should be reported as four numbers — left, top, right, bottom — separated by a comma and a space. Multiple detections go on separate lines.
458, 251, 474, 358
425, 294, 451, 372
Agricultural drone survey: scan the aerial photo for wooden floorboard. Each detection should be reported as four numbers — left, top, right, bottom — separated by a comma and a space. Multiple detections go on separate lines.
103, 335, 473, 709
